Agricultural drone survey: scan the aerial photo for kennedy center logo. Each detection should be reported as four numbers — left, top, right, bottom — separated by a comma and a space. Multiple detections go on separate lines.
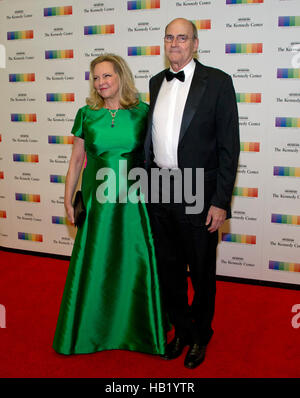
240, 142, 260, 152
11, 113, 37, 122
269, 260, 300, 273
9, 73, 35, 82
222, 233, 256, 245
226, 0, 264, 4
236, 93, 261, 103
273, 167, 300, 177
271, 214, 300, 226
48, 136, 74, 145
18, 232, 43, 242
7, 30, 33, 40
128, 46, 160, 56
275, 117, 300, 128
233, 187, 258, 198
226, 43, 263, 54
84, 25, 115, 35
277, 69, 300, 79
46, 93, 75, 102
45, 50, 74, 59
278, 16, 300, 27
44, 6, 73, 16
127, 0, 160, 10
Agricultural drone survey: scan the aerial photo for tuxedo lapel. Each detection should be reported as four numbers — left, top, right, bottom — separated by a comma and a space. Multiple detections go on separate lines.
146, 70, 165, 141
144, 70, 166, 167
178, 60, 208, 143
149, 70, 166, 114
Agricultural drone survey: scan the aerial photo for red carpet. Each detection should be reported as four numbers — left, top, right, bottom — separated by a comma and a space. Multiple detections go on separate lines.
0, 249, 300, 379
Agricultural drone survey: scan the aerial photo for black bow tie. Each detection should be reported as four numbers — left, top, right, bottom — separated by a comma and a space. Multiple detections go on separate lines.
165, 69, 185, 82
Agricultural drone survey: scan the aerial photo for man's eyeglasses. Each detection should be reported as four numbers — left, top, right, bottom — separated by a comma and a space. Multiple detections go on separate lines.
164, 34, 194, 43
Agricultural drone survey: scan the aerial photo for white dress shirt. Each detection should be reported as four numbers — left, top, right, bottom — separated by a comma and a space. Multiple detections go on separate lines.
152, 58, 196, 169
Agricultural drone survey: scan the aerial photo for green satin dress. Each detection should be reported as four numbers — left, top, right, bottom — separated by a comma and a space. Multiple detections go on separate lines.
52, 101, 167, 355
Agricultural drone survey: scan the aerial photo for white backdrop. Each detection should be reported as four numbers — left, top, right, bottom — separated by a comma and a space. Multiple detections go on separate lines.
0, 0, 299, 285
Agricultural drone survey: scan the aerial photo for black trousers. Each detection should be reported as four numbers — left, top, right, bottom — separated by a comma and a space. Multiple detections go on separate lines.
147, 171, 218, 346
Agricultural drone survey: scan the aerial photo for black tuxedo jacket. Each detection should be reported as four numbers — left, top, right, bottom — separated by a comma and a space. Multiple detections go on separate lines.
144, 59, 240, 226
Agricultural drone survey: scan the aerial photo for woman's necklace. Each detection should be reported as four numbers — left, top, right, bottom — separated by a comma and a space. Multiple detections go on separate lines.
107, 109, 119, 128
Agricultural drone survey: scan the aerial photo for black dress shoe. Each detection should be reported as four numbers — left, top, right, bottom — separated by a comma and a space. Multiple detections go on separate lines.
184, 343, 206, 369
162, 336, 187, 360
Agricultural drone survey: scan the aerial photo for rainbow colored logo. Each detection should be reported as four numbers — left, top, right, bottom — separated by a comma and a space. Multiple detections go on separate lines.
273, 166, 300, 177
44, 6, 73, 16
52, 216, 72, 225
48, 136, 74, 144
50, 175, 66, 183
278, 16, 300, 27
191, 20, 211, 30
240, 142, 260, 152
0, 211, 6, 218
128, 46, 160, 56
45, 50, 73, 59
236, 93, 261, 103
7, 30, 33, 40
271, 214, 300, 225
46, 93, 74, 102
11, 114, 37, 122
18, 232, 43, 242
84, 25, 115, 35
275, 117, 300, 128
9, 73, 35, 82
233, 187, 258, 197
269, 260, 300, 273
226, 0, 263, 3
127, 0, 160, 10
277, 68, 300, 79
15, 193, 40, 202
13, 154, 39, 163
222, 233, 256, 244
226, 43, 263, 54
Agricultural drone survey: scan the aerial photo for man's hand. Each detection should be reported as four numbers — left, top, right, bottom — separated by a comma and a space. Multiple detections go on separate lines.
205, 205, 226, 233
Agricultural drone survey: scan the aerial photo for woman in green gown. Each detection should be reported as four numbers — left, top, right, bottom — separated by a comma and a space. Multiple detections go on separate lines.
52, 54, 167, 356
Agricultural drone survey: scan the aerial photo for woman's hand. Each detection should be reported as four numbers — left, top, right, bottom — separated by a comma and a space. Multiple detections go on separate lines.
65, 202, 75, 225
64, 136, 85, 226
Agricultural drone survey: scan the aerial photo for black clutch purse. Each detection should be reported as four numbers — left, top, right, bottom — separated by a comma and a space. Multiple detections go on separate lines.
73, 190, 86, 228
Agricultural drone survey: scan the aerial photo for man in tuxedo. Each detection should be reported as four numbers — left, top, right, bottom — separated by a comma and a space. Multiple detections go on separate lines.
144, 18, 240, 369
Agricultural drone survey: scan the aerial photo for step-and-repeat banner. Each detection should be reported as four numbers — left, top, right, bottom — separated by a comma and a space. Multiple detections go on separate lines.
0, 0, 299, 285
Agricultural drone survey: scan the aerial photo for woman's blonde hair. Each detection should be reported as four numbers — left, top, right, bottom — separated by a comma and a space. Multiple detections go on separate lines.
86, 54, 139, 110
